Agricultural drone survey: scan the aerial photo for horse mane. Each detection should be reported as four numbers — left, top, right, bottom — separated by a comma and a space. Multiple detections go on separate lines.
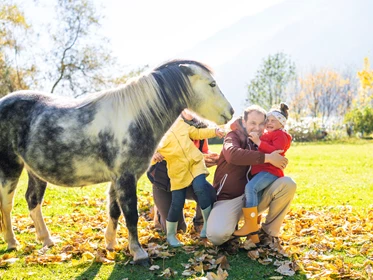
149, 59, 214, 122
154, 59, 213, 74
79, 59, 213, 127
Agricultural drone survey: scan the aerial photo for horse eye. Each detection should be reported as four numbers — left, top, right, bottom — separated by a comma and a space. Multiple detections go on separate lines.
209, 81, 216, 87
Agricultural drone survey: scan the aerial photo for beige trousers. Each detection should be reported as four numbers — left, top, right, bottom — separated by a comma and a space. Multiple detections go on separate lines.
206, 176, 296, 245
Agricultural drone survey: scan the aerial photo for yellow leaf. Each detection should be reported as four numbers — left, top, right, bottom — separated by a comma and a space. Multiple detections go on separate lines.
193, 262, 204, 273
82, 252, 95, 262
106, 251, 117, 260
71, 259, 81, 266
347, 247, 359, 257
317, 255, 336, 261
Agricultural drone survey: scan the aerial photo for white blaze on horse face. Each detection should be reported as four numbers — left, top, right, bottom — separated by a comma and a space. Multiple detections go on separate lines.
186, 65, 233, 125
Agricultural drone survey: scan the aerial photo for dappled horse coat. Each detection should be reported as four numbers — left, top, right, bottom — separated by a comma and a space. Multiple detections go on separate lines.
0, 59, 234, 264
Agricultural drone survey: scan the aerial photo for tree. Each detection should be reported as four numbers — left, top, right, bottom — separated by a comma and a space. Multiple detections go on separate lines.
245, 52, 296, 110
286, 78, 306, 121
46, 0, 116, 95
299, 68, 354, 124
344, 107, 373, 137
0, 2, 37, 97
356, 57, 373, 107
1, 0, 144, 98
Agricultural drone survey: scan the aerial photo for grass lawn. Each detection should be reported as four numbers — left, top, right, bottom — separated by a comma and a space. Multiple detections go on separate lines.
1, 139, 373, 279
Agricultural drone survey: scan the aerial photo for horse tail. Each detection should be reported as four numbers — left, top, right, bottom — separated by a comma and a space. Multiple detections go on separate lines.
0, 191, 4, 232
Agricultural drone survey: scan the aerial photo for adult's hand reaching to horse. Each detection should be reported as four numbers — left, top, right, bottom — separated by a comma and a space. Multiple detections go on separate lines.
264, 150, 288, 170
215, 128, 226, 138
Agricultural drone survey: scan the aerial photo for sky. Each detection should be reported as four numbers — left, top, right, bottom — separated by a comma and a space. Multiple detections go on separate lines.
20, 0, 286, 108
23, 0, 284, 70
100, 0, 285, 69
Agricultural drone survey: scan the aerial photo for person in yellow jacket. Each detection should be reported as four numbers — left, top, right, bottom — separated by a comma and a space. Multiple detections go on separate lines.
153, 109, 225, 247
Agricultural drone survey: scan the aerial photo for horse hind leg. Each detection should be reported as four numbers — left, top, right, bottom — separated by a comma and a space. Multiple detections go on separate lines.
26, 171, 54, 247
105, 182, 120, 250
0, 167, 23, 250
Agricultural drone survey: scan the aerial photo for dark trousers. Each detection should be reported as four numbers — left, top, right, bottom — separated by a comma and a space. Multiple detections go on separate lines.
167, 174, 214, 222
153, 176, 216, 231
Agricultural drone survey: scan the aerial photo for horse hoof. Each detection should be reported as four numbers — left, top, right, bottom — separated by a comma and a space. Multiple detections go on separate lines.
43, 239, 55, 248
134, 258, 151, 267
7, 241, 20, 251
105, 241, 117, 251
6, 246, 18, 252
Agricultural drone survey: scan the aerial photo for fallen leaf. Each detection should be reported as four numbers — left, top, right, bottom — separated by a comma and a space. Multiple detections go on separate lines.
149, 265, 160, 271
159, 267, 177, 278
258, 258, 273, 265
193, 262, 204, 273
215, 255, 230, 270
206, 267, 229, 280
82, 252, 95, 262
247, 250, 259, 260
182, 270, 194, 276
365, 264, 373, 278
276, 262, 295, 276
243, 238, 257, 250
106, 250, 117, 260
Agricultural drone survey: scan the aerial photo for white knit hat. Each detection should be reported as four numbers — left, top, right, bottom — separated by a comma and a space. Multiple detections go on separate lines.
266, 111, 287, 126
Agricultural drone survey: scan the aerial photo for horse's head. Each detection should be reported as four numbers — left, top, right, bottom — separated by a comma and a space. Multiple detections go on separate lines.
179, 63, 234, 125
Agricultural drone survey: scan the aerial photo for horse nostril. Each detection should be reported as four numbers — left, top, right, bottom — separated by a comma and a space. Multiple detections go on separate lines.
222, 115, 229, 124
230, 107, 235, 116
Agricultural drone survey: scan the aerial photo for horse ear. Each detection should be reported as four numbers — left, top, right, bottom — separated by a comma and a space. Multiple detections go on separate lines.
178, 64, 196, 76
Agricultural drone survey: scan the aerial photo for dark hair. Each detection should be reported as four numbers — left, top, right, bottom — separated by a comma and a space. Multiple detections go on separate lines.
270, 102, 289, 119
279, 102, 289, 119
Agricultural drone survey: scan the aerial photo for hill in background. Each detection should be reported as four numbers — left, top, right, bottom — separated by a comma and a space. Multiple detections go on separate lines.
180, 0, 373, 114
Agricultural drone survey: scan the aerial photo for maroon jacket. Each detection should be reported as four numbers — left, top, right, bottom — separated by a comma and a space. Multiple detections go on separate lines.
213, 117, 265, 201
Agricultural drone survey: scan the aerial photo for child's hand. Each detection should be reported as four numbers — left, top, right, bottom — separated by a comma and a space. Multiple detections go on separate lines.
204, 152, 219, 167
215, 128, 226, 138
248, 132, 261, 145
152, 152, 164, 163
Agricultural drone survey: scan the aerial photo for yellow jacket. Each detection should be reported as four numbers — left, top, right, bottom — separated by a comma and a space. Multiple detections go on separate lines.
155, 117, 217, 191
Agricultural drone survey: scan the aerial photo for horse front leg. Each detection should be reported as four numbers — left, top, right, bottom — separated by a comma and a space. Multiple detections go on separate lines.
115, 173, 149, 265
26, 171, 54, 247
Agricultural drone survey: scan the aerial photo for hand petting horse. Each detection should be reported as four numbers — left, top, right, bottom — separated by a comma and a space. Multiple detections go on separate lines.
0, 59, 234, 265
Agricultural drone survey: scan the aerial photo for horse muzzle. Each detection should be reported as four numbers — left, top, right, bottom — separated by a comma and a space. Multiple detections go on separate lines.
221, 107, 234, 124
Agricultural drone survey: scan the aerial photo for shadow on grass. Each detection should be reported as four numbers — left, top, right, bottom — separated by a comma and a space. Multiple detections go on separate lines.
0, 247, 15, 254
75, 262, 103, 280
104, 250, 309, 280
222, 251, 308, 280
107, 262, 159, 280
